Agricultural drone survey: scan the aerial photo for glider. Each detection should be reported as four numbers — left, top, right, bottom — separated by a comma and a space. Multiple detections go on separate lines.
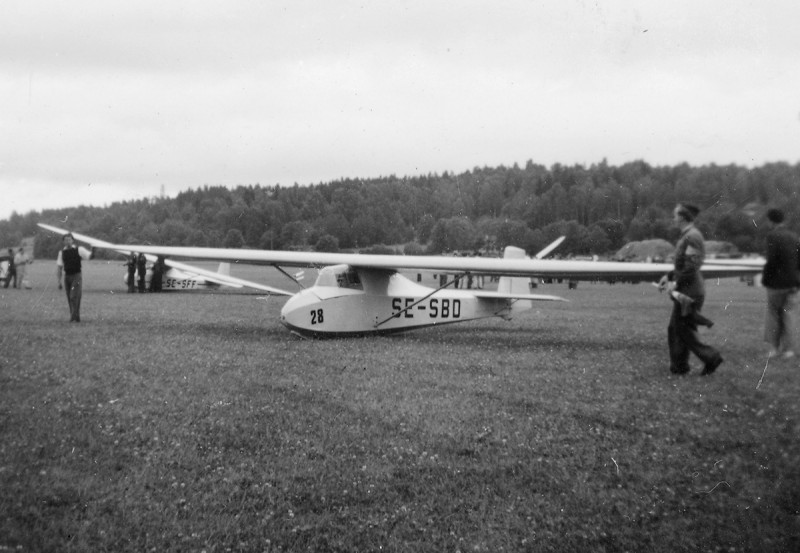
38, 223, 763, 338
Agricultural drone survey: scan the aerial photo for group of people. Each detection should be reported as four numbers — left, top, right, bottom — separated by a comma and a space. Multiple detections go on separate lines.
658, 203, 800, 375
124, 252, 165, 293
2, 247, 32, 289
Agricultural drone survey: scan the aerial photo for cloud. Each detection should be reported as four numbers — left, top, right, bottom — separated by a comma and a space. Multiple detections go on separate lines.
1, 0, 799, 220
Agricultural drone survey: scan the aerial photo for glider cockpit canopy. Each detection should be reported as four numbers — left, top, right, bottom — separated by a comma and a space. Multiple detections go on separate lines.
315, 264, 363, 290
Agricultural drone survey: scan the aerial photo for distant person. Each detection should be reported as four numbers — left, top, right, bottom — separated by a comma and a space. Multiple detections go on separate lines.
3, 248, 15, 288
761, 208, 800, 359
136, 253, 147, 293
125, 253, 137, 293
14, 247, 31, 289
473, 251, 484, 289
658, 203, 723, 376
56, 233, 94, 322
149, 256, 164, 292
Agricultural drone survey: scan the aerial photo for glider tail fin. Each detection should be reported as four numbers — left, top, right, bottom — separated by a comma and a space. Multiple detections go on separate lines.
497, 246, 534, 318
217, 262, 231, 276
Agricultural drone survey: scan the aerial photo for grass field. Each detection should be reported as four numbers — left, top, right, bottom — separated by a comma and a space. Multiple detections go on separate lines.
1, 260, 798, 552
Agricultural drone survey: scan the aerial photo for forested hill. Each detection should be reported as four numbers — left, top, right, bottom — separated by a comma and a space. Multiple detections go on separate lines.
3, 159, 799, 259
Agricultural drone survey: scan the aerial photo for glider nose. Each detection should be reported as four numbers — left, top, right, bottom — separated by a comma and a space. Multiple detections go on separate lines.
280, 290, 319, 334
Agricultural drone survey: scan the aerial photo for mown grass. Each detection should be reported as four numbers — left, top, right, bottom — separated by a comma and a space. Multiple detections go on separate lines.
1, 261, 798, 552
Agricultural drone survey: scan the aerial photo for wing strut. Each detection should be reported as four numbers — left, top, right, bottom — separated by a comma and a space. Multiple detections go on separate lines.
492, 299, 521, 320
273, 264, 306, 289
373, 273, 467, 329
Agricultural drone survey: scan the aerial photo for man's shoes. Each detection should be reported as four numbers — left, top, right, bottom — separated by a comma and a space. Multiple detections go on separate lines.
702, 355, 723, 376
670, 365, 690, 375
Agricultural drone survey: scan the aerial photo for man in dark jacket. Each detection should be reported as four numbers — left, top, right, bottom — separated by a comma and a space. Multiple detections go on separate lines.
136, 253, 147, 293
658, 203, 724, 376
126, 253, 137, 293
56, 233, 94, 322
149, 256, 164, 292
762, 208, 800, 359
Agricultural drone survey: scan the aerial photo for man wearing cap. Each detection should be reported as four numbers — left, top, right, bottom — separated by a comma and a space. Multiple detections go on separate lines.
56, 233, 95, 322
658, 203, 724, 375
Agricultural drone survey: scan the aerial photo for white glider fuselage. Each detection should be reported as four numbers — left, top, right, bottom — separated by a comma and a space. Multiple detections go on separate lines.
280, 266, 540, 337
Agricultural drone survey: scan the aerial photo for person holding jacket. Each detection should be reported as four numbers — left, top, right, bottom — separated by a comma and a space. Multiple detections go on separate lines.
658, 203, 724, 376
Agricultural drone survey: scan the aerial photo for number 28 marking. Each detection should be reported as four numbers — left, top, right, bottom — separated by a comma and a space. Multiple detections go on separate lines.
310, 309, 324, 325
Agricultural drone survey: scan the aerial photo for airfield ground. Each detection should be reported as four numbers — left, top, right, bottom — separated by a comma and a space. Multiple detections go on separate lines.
1, 260, 798, 552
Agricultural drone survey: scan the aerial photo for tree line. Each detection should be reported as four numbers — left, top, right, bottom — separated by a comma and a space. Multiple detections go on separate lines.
2, 159, 799, 260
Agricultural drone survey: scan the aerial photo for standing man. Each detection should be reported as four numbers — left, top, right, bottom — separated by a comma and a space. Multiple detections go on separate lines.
136, 252, 147, 293
3, 248, 15, 288
658, 203, 724, 376
762, 208, 800, 359
14, 247, 30, 288
149, 256, 165, 292
125, 252, 137, 293
56, 233, 94, 322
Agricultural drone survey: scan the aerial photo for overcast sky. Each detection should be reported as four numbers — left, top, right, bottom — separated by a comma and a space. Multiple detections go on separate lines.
2, 0, 798, 221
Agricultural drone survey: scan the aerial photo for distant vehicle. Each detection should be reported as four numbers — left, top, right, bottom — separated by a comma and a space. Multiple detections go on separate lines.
0, 252, 10, 286
704, 257, 764, 286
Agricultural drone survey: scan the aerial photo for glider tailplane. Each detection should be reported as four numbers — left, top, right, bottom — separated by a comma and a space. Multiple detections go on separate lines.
497, 246, 534, 318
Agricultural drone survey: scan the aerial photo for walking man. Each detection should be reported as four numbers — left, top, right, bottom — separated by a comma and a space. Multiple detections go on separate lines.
658, 203, 724, 376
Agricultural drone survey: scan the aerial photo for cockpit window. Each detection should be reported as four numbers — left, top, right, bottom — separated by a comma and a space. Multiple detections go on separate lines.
336, 268, 362, 289
315, 265, 363, 290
